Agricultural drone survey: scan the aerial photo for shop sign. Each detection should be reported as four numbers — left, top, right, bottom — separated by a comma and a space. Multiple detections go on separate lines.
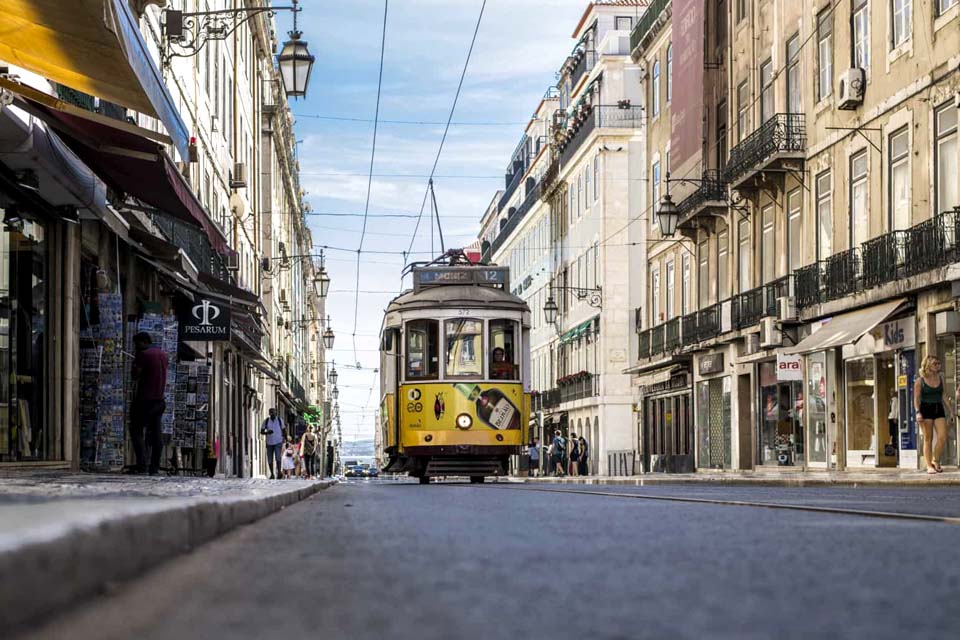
881, 318, 914, 350
776, 354, 804, 381
698, 353, 724, 376
179, 298, 231, 340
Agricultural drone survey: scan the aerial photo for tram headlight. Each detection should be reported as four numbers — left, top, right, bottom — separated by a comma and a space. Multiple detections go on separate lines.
456, 413, 473, 430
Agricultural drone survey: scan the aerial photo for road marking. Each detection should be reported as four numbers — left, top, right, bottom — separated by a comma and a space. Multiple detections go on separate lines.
457, 484, 960, 525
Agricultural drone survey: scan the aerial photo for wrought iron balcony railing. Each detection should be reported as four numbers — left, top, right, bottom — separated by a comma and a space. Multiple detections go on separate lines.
650, 324, 666, 356
823, 248, 862, 302
764, 276, 791, 317
637, 328, 651, 359
677, 170, 728, 219
559, 373, 599, 404
664, 317, 681, 351
147, 210, 235, 285
629, 0, 671, 55
697, 303, 720, 340
861, 231, 907, 289
558, 105, 643, 167
735, 286, 765, 329
795, 263, 821, 309
533, 388, 562, 412
681, 312, 699, 346
904, 210, 960, 276
724, 113, 806, 185
489, 187, 539, 256
569, 49, 597, 89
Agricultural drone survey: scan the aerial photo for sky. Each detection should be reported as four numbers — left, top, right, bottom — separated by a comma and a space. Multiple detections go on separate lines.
276, 0, 601, 446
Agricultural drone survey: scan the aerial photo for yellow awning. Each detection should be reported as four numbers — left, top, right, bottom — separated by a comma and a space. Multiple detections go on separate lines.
0, 0, 189, 158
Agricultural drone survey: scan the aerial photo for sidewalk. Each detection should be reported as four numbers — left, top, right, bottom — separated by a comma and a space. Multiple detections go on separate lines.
512, 468, 960, 487
0, 471, 335, 630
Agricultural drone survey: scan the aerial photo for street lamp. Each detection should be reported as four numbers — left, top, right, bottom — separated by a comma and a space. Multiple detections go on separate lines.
316, 267, 330, 298
543, 296, 559, 325
329, 364, 338, 386
332, 386, 339, 401
656, 192, 680, 238
322, 315, 335, 349
277, 0, 315, 99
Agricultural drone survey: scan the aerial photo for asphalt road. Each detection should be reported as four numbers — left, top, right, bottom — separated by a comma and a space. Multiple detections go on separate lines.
19, 480, 960, 640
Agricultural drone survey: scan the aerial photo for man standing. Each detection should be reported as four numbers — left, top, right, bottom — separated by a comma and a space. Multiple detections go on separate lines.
528, 437, 540, 477
551, 430, 566, 477
300, 426, 319, 479
261, 408, 284, 479
325, 441, 335, 477
130, 332, 169, 475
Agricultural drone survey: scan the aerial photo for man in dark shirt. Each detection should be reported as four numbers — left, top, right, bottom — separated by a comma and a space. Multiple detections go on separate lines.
130, 332, 169, 475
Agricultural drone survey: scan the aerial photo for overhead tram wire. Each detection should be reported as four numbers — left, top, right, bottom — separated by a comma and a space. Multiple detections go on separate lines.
352, 0, 390, 368
293, 114, 530, 126
402, 0, 488, 272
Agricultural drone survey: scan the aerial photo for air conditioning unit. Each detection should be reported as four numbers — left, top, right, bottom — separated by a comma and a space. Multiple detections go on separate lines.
837, 68, 866, 110
224, 251, 240, 271
230, 162, 247, 189
744, 332, 761, 355
777, 296, 797, 323
760, 317, 782, 348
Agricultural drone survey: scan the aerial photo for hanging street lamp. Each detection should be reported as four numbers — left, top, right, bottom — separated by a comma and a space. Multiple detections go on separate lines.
543, 296, 559, 325
322, 315, 335, 349
277, 0, 315, 99
329, 364, 338, 386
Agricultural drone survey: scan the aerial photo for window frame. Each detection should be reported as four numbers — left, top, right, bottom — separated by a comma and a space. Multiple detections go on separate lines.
888, 126, 910, 230
761, 204, 776, 284
666, 43, 673, 103
738, 219, 751, 293
698, 238, 710, 306
737, 80, 750, 142
816, 169, 833, 260
934, 102, 959, 213
852, 0, 870, 72
681, 253, 692, 316
651, 58, 661, 117
404, 318, 440, 381
488, 319, 520, 381
651, 265, 661, 325
786, 33, 802, 115
787, 188, 803, 271
891, 0, 912, 49
817, 7, 834, 102
849, 150, 869, 247
651, 160, 662, 230
665, 260, 676, 321
443, 318, 485, 380
760, 59, 774, 124
717, 227, 729, 301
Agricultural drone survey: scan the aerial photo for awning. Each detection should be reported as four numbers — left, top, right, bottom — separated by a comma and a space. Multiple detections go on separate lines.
635, 366, 680, 388
784, 299, 906, 355
0, 103, 108, 215
0, 0, 190, 159
199, 272, 260, 308
0, 80, 226, 251
559, 317, 596, 345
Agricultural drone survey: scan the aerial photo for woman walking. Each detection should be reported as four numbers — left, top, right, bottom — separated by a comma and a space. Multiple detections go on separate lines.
569, 432, 580, 476
914, 355, 951, 474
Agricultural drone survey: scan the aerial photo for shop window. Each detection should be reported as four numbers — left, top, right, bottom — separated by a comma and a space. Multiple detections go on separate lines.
405, 319, 438, 380
807, 353, 829, 465
445, 319, 483, 379
0, 218, 49, 461
845, 357, 876, 461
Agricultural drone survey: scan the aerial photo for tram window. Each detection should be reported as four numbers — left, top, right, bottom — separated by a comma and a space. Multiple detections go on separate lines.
444, 319, 483, 378
406, 320, 438, 380
489, 320, 519, 380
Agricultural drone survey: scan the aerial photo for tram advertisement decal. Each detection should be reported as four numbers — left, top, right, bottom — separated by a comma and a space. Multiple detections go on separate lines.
401, 383, 524, 430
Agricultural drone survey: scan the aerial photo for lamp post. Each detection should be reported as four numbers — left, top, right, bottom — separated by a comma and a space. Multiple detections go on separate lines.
656, 172, 681, 238
329, 363, 338, 386
544, 296, 559, 325
277, 1, 316, 99
322, 315, 335, 349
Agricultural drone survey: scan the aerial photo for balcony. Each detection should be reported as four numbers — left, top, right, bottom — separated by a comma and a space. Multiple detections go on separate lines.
558, 373, 598, 404
664, 317, 681, 351
489, 186, 540, 256
569, 49, 597, 90
533, 388, 562, 412
697, 304, 721, 340
650, 324, 666, 356
681, 312, 699, 346
861, 231, 906, 289
630, 0, 671, 56
638, 328, 651, 359
677, 170, 728, 227
539, 155, 560, 201
147, 210, 235, 285
558, 105, 643, 168
735, 287, 765, 329
795, 263, 821, 309
764, 276, 791, 317
904, 211, 960, 276
724, 114, 806, 188
823, 248, 861, 301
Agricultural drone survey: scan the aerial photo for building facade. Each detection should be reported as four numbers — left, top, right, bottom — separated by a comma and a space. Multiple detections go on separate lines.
483, 1, 645, 475
630, 0, 960, 473
0, 0, 328, 476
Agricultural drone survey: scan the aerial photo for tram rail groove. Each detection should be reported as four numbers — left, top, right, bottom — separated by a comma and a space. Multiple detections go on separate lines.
454, 483, 960, 526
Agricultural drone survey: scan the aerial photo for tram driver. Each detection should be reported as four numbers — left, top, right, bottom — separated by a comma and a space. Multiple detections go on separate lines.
490, 347, 515, 380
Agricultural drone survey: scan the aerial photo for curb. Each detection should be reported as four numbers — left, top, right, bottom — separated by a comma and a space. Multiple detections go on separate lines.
509, 475, 960, 488
1, 480, 335, 631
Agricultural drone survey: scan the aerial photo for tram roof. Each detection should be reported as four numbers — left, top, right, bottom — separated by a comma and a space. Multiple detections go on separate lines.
386, 285, 529, 314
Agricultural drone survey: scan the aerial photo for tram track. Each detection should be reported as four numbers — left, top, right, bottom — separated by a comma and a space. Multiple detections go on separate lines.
454, 483, 960, 525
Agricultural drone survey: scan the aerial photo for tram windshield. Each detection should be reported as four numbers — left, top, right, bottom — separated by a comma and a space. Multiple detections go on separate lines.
489, 320, 519, 380
406, 319, 439, 379
445, 319, 483, 378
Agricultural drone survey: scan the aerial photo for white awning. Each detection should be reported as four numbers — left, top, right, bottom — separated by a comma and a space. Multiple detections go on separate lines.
784, 299, 906, 355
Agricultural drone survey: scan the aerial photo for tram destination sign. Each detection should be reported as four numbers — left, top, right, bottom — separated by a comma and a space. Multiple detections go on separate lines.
413, 266, 510, 291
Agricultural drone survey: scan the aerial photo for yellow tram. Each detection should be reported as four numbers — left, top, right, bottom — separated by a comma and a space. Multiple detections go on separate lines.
379, 254, 531, 483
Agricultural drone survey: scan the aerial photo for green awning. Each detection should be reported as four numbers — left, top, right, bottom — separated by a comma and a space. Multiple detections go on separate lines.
559, 318, 596, 345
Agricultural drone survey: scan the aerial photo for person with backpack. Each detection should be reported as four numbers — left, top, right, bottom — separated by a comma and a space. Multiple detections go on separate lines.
260, 408, 284, 479
552, 430, 566, 477
569, 432, 580, 476
300, 426, 319, 479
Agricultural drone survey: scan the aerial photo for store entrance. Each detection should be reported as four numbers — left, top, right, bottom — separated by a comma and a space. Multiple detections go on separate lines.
758, 361, 804, 466
877, 354, 898, 467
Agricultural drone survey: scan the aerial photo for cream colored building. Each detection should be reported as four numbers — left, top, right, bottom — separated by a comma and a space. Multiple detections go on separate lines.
630, 0, 960, 474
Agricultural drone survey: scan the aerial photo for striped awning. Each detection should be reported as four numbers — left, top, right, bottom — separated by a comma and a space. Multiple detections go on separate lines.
559, 317, 596, 345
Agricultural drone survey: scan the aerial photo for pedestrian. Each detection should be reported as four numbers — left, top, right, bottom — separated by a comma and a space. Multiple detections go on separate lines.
569, 432, 580, 476
552, 430, 566, 477
528, 437, 540, 477
281, 437, 296, 479
578, 435, 590, 476
915, 356, 952, 474
301, 426, 319, 479
325, 442, 335, 477
129, 332, 169, 475
260, 408, 284, 479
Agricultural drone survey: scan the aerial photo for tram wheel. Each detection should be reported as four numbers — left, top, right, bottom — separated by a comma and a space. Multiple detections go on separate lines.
470, 476, 485, 484
418, 476, 430, 485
